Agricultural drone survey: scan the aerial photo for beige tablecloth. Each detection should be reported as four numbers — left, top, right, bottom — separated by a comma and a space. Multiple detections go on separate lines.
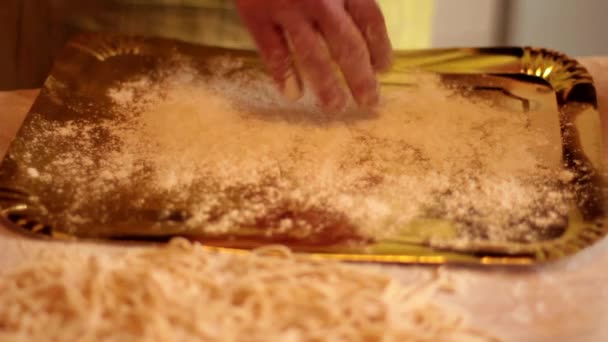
1, 58, 608, 341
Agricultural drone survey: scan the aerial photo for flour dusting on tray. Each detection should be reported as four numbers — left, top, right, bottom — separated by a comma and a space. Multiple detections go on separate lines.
14, 55, 573, 246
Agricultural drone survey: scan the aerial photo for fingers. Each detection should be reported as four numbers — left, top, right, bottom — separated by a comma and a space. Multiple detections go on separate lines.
282, 17, 347, 111
236, 2, 302, 101
235, 0, 393, 110
314, 1, 379, 107
254, 25, 303, 101
345, 0, 393, 72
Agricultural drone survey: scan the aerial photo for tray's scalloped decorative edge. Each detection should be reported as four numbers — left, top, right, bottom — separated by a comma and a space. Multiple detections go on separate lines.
66, 33, 152, 61
521, 47, 607, 262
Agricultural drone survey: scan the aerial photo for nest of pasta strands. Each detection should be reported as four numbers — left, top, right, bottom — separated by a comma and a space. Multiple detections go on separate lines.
0, 239, 495, 341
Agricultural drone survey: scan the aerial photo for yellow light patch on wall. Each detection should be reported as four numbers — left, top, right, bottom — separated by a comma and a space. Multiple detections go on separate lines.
378, 0, 434, 50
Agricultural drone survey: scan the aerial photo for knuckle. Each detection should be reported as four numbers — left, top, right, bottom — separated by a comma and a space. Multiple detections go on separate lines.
262, 50, 292, 80
304, 0, 332, 12
299, 49, 322, 66
289, 27, 314, 48
349, 0, 385, 27
291, 38, 324, 65
335, 42, 368, 68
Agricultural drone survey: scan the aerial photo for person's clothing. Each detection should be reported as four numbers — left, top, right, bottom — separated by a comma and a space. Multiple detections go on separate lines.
66, 0, 434, 50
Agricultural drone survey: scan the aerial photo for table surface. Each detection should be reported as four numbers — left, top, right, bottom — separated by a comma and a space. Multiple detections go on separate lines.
2, 57, 608, 342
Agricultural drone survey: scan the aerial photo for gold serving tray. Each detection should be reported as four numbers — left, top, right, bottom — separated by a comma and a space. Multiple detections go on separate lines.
0, 33, 606, 265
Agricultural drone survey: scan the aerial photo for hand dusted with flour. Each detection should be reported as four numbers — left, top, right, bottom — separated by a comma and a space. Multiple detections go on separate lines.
235, 0, 392, 110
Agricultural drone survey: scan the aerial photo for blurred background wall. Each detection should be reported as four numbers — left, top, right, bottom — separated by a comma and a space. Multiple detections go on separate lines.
1, 0, 607, 90
504, 0, 608, 56
432, 0, 608, 55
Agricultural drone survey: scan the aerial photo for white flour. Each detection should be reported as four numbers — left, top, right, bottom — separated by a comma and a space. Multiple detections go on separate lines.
16, 56, 573, 245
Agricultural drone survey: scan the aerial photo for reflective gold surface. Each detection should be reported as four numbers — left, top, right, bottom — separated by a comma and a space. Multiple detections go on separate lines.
0, 33, 605, 265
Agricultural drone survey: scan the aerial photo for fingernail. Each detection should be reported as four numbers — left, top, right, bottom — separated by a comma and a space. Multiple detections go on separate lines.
373, 54, 393, 72
282, 73, 303, 102
359, 84, 380, 108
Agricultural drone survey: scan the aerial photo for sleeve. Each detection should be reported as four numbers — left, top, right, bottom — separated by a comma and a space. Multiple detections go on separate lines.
64, 0, 255, 49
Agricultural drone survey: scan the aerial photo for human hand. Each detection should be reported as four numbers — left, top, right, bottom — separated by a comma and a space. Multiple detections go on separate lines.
235, 0, 392, 111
